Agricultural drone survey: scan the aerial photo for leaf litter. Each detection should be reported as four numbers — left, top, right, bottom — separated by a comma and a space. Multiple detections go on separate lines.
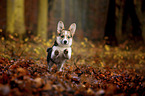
0, 36, 145, 96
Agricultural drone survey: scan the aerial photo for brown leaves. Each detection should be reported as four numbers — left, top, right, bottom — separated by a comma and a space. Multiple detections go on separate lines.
0, 33, 145, 96
0, 84, 10, 96
0, 56, 145, 95
42, 80, 52, 90
33, 77, 44, 88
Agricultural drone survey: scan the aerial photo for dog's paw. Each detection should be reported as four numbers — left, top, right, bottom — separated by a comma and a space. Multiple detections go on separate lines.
63, 49, 69, 59
64, 49, 68, 54
55, 50, 59, 56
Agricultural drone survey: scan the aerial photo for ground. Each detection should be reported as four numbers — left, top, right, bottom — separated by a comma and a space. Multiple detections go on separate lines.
0, 35, 145, 96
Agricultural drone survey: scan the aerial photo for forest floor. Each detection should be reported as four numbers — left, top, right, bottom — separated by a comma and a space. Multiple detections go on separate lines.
0, 35, 145, 96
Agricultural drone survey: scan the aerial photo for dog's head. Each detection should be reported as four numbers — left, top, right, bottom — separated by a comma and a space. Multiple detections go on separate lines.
56, 21, 76, 47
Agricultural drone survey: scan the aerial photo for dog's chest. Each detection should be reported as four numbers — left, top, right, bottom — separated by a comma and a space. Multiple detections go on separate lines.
51, 46, 72, 63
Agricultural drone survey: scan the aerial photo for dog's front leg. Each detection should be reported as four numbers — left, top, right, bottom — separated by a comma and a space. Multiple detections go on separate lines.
57, 60, 66, 71
48, 50, 59, 72
63, 49, 68, 59
63, 49, 71, 59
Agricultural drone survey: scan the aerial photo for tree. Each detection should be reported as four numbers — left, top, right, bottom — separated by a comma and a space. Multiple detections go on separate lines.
15, 0, 25, 39
6, 0, 15, 34
135, 0, 145, 43
37, 0, 48, 40
6, 0, 25, 39
122, 0, 142, 41
61, 0, 65, 22
85, 0, 109, 41
76, 0, 84, 40
105, 0, 144, 45
115, 0, 124, 43
104, 0, 117, 45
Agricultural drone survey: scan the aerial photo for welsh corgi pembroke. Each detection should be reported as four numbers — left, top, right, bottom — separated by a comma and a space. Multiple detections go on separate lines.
47, 21, 76, 71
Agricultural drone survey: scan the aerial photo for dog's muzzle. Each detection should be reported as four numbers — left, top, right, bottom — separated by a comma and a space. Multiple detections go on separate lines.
62, 40, 68, 45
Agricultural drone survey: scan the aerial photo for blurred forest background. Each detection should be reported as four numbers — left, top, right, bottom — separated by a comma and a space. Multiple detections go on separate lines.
0, 0, 145, 45
0, 1, 145, 95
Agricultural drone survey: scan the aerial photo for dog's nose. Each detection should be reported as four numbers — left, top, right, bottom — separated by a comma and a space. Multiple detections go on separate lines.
64, 40, 67, 44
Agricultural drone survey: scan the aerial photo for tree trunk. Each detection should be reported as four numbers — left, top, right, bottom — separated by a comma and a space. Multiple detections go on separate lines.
15, 0, 25, 39
37, 0, 48, 40
104, 0, 117, 45
69, 0, 73, 22
61, 0, 65, 22
135, 0, 145, 43
7, 0, 25, 40
6, 0, 15, 34
122, 0, 142, 41
76, 0, 84, 40
115, 0, 124, 43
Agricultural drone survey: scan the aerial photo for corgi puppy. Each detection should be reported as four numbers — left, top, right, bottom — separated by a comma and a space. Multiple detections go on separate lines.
47, 21, 76, 71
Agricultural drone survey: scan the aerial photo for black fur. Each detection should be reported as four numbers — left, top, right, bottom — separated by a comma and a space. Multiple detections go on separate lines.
53, 41, 58, 46
47, 41, 58, 64
47, 48, 52, 64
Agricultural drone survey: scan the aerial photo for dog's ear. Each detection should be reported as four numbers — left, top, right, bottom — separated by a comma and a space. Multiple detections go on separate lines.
57, 21, 64, 34
69, 23, 76, 37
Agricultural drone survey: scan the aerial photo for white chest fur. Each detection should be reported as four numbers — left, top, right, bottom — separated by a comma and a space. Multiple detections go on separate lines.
48, 46, 72, 71
51, 46, 72, 63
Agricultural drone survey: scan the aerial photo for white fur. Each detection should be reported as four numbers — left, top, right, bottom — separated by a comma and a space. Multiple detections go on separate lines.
62, 31, 69, 45
56, 36, 72, 47
48, 46, 71, 71
51, 46, 71, 60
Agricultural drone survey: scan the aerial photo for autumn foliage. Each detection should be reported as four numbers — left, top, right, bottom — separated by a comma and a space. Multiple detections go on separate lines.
0, 35, 145, 96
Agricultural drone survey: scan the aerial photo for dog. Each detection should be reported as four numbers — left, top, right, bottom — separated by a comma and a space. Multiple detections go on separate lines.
47, 21, 76, 71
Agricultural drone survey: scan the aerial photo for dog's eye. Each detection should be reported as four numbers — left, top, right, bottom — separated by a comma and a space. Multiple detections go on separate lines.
68, 36, 70, 39
61, 35, 64, 38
